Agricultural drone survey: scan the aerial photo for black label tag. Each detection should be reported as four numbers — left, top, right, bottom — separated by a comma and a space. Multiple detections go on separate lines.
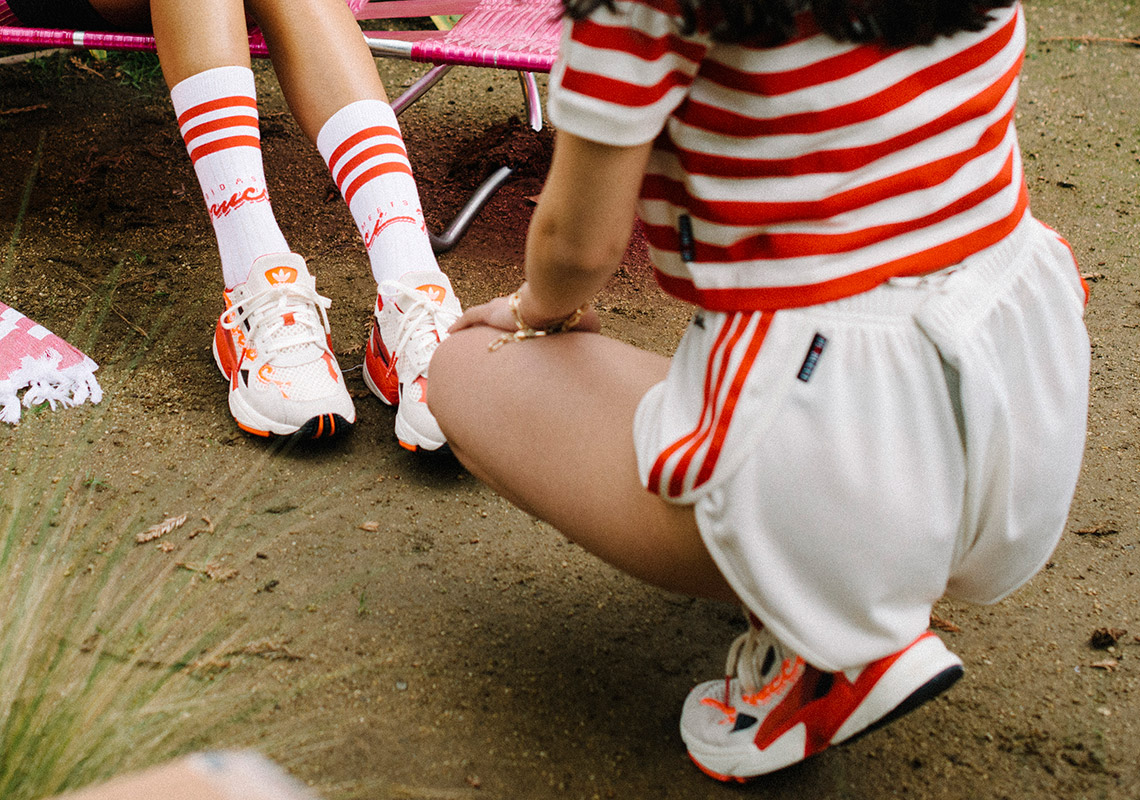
797, 333, 827, 382
678, 214, 695, 263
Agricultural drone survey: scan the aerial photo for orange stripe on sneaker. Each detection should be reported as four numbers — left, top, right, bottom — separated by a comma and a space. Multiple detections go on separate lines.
689, 755, 748, 785
237, 421, 271, 437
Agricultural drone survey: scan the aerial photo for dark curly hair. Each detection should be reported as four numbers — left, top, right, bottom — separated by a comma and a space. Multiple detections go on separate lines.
561, 0, 1017, 47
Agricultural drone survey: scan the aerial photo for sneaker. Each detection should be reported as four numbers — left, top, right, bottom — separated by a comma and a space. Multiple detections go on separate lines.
680, 617, 963, 781
212, 253, 355, 439
362, 270, 461, 452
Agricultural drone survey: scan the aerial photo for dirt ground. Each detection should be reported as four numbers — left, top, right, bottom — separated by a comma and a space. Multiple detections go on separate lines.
1, 2, 1139, 798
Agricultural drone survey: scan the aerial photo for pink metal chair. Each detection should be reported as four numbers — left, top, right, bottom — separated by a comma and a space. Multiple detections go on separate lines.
352, 0, 562, 130
0, 0, 564, 251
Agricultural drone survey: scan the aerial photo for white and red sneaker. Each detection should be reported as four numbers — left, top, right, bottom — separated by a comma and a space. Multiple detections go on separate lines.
212, 253, 355, 439
680, 618, 963, 781
362, 270, 461, 451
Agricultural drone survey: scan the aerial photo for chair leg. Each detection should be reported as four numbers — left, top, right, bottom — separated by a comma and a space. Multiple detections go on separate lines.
518, 71, 543, 131
429, 165, 513, 254
391, 63, 453, 116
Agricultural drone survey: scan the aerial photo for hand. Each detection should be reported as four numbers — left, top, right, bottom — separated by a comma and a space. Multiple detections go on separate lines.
449, 295, 515, 335
449, 294, 601, 336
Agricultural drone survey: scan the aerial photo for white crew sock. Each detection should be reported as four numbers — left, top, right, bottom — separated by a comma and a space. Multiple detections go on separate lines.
170, 66, 289, 289
317, 99, 440, 286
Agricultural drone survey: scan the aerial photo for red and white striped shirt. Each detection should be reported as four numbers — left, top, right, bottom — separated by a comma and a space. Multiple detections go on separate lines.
548, 0, 1029, 310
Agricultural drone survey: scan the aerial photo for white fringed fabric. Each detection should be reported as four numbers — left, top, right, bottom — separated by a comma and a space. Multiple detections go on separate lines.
0, 302, 102, 424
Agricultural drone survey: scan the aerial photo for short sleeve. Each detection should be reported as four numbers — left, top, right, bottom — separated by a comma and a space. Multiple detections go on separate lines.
547, 0, 710, 147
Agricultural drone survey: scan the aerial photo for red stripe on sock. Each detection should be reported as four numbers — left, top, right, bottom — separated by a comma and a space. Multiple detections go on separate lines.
326, 126, 404, 176
342, 162, 415, 206
182, 115, 260, 149
177, 95, 258, 128
333, 143, 412, 194
189, 135, 263, 164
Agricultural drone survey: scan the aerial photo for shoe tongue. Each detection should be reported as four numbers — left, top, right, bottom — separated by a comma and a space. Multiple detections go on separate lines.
242, 254, 323, 366
392, 270, 459, 314
246, 253, 313, 295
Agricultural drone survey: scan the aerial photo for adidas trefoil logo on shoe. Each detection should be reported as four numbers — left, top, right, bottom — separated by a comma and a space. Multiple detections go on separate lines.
265, 266, 299, 286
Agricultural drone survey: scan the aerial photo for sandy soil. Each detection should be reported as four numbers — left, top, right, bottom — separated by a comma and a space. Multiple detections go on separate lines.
1, 2, 1138, 798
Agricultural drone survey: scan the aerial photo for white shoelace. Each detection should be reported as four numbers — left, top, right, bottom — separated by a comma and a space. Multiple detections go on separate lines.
724, 621, 788, 695
220, 283, 332, 360
378, 281, 459, 376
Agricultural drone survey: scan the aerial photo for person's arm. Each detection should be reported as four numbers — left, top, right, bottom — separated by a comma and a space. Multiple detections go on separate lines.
452, 130, 653, 334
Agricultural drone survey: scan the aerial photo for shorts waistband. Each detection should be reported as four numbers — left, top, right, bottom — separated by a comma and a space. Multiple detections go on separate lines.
798, 215, 1043, 319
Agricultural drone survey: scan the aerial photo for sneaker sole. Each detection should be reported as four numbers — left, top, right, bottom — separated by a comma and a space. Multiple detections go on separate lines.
685, 633, 963, 781
393, 406, 446, 452
212, 337, 354, 441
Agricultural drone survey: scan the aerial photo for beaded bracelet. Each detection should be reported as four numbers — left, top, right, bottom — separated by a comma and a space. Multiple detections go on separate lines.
487, 291, 589, 351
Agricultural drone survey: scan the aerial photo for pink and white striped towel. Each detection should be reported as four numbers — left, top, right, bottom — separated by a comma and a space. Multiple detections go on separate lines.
0, 301, 102, 424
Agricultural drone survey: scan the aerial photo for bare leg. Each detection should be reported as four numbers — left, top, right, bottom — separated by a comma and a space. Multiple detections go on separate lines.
429, 326, 738, 602
149, 0, 386, 135
247, 0, 389, 139
149, 0, 252, 86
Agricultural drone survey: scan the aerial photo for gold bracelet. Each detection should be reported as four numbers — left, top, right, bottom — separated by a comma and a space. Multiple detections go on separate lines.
488, 291, 589, 351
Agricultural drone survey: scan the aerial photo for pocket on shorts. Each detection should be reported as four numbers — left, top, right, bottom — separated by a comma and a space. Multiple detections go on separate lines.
633, 309, 819, 504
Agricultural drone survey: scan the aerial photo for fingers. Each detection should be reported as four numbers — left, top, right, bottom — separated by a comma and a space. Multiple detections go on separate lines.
450, 297, 514, 334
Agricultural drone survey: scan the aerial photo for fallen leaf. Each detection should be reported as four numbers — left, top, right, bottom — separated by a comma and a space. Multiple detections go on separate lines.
930, 613, 961, 633
1072, 526, 1118, 537
137, 513, 189, 543
205, 565, 239, 582
359, 521, 381, 532
188, 515, 215, 539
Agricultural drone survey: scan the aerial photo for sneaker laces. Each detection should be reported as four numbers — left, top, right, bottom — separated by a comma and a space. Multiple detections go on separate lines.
718, 618, 804, 709
378, 280, 459, 376
221, 283, 333, 360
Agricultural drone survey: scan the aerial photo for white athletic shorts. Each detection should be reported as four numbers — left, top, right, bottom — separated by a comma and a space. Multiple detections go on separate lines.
633, 215, 1090, 672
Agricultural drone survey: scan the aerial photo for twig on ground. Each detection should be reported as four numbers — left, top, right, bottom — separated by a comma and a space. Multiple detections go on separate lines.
176, 561, 239, 582
0, 103, 48, 116
1040, 35, 1140, 47
68, 55, 107, 78
229, 640, 304, 661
